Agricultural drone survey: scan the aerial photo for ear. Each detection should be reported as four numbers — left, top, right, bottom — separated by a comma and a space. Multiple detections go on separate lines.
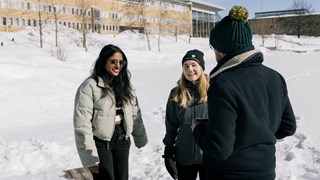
214, 50, 226, 62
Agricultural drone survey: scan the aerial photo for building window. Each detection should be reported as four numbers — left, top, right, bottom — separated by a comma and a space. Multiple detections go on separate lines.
32, 2, 37, 11
27, 2, 30, 10
1, 0, 6, 8
9, 17, 13, 25
21, 1, 24, 9
8, 0, 12, 8
48, 5, 52, 12
16, 18, 19, 26
33, 19, 36, 26
2, 17, 6, 25
14, 0, 19, 9
27, 19, 31, 26
22, 19, 25, 26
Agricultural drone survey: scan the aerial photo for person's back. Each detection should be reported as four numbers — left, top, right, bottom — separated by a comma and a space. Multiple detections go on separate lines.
192, 6, 296, 180
205, 49, 295, 179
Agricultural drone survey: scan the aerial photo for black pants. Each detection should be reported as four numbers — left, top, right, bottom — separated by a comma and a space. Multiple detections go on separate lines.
206, 171, 275, 180
92, 125, 131, 180
177, 164, 207, 180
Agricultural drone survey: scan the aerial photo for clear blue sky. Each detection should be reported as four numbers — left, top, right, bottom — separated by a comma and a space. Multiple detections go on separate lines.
203, 0, 320, 18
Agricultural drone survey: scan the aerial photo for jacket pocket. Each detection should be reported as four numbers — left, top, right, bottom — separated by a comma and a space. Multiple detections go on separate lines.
92, 110, 114, 140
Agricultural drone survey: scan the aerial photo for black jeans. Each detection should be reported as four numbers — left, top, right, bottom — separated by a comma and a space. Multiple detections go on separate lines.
92, 124, 131, 180
177, 164, 207, 180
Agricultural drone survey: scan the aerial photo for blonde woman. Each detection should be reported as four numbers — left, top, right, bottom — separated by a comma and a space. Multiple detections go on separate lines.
163, 49, 209, 180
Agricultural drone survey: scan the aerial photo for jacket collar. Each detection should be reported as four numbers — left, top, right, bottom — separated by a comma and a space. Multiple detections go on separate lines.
97, 76, 111, 89
210, 48, 263, 79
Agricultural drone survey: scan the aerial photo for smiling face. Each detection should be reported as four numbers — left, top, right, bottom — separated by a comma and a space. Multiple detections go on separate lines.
183, 59, 202, 82
105, 52, 125, 77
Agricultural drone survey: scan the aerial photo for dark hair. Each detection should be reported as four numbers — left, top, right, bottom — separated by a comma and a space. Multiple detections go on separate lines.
91, 44, 134, 105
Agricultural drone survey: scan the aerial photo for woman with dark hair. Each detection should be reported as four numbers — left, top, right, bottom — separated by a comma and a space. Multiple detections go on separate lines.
73, 44, 148, 180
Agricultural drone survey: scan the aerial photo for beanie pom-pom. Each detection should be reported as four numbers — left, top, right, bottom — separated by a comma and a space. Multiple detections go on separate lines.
229, 6, 249, 23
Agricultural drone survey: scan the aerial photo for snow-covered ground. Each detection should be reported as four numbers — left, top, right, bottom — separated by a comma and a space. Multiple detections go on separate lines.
0, 26, 320, 179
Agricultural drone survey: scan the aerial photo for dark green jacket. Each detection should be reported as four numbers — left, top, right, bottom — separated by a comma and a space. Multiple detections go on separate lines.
193, 47, 296, 179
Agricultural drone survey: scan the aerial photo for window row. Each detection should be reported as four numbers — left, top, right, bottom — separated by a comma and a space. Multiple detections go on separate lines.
1, 0, 95, 16
1, 17, 119, 32
1, 0, 190, 23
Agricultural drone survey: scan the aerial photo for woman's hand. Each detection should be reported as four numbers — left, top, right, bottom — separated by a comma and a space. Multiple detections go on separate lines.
88, 165, 99, 174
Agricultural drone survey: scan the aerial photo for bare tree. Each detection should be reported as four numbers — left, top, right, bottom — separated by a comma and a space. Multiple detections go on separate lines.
136, 0, 151, 51
118, 1, 142, 33
179, 10, 192, 43
36, 0, 48, 48
173, 12, 179, 42
290, 0, 314, 38
157, 1, 168, 52
50, 0, 62, 47
75, 0, 93, 51
159, 5, 191, 43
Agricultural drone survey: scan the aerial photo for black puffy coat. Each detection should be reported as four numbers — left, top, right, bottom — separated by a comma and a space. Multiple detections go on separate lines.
163, 81, 208, 166
193, 47, 296, 179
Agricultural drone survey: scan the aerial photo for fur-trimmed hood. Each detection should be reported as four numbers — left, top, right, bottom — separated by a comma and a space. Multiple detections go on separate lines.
210, 49, 262, 79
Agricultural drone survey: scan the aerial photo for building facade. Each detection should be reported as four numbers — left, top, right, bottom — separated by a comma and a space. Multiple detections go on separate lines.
182, 0, 224, 37
249, 10, 320, 37
0, 0, 224, 37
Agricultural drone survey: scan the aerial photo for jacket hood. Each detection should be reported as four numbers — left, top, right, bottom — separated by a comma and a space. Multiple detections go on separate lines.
210, 49, 263, 79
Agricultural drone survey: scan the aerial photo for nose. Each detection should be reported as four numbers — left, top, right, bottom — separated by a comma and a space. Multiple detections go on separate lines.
186, 65, 194, 71
114, 62, 122, 68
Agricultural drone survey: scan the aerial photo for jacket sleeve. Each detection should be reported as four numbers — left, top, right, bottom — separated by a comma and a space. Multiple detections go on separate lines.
193, 83, 237, 160
73, 81, 99, 168
131, 97, 148, 148
275, 75, 296, 139
275, 96, 296, 139
162, 90, 180, 146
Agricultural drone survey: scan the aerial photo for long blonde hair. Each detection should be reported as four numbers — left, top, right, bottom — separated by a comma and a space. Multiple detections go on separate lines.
172, 70, 209, 108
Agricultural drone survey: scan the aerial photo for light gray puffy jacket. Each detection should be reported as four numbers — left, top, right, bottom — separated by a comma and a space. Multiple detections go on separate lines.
73, 77, 148, 167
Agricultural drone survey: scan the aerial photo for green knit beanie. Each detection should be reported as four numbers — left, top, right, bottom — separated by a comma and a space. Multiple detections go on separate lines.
210, 6, 252, 54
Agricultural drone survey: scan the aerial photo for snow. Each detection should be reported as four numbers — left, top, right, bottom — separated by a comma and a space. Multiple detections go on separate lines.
0, 26, 320, 179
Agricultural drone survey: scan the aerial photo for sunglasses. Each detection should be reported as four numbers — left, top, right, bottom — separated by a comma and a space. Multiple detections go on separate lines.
107, 59, 126, 66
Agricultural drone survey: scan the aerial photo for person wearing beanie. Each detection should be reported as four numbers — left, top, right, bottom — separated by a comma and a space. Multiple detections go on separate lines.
163, 49, 209, 180
191, 6, 296, 180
